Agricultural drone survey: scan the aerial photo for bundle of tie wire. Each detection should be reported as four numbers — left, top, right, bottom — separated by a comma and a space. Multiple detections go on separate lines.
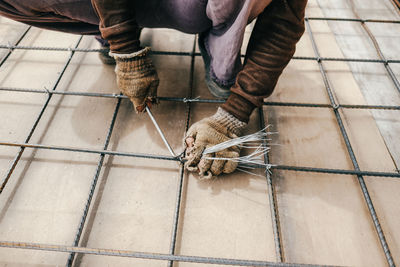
201, 126, 276, 177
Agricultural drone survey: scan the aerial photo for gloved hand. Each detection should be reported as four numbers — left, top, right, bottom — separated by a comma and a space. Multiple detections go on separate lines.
184, 107, 247, 179
110, 47, 159, 112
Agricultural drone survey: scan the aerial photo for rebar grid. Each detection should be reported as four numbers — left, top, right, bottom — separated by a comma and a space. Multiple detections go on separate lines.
0, 4, 399, 267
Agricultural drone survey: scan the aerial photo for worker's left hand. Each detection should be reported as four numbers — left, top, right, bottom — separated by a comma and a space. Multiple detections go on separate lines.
111, 47, 159, 112
184, 107, 247, 179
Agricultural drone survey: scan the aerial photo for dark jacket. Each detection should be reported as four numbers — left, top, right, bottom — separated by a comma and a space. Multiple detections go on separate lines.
92, 0, 308, 122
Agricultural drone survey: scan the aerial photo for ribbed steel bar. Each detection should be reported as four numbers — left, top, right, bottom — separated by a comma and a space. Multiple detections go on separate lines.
263, 101, 400, 110
168, 163, 186, 267
0, 141, 179, 162
306, 17, 400, 24
305, 18, 395, 266
271, 165, 400, 178
292, 56, 400, 63
348, 1, 399, 262
350, 3, 400, 96
0, 44, 199, 56
259, 108, 284, 262
1, 44, 400, 64
66, 97, 122, 266
168, 36, 197, 267
0, 26, 31, 67
2, 139, 399, 178
0, 36, 83, 194
0, 11, 397, 267
1, 87, 400, 110
0, 241, 339, 267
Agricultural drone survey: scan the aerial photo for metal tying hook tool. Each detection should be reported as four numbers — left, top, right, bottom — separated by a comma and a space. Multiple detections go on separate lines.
145, 106, 177, 158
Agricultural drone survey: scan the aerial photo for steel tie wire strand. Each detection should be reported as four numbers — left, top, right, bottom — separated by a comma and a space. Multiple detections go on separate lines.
259, 108, 284, 262
1, 136, 400, 178
1, 86, 400, 110
167, 35, 197, 267
66, 97, 122, 266
0, 35, 83, 194
305, 17, 395, 266
0, 241, 342, 267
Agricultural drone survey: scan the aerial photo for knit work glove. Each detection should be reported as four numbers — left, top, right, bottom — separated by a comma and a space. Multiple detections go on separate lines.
184, 107, 247, 179
110, 47, 159, 112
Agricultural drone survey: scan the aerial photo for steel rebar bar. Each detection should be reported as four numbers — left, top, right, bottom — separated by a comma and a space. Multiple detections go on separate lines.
1, 86, 399, 110
0, 241, 340, 267
167, 35, 197, 267
0, 141, 178, 162
0, 36, 83, 194
258, 108, 284, 262
66, 97, 122, 266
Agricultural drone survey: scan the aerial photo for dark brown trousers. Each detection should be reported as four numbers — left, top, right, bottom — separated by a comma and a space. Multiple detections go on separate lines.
0, 0, 100, 35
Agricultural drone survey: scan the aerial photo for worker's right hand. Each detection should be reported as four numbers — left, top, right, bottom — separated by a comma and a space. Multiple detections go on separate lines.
184, 107, 247, 179
111, 47, 159, 113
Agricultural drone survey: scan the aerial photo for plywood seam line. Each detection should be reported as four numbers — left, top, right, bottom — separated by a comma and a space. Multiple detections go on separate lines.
347, 0, 400, 96
305, 17, 395, 267
1, 86, 400, 110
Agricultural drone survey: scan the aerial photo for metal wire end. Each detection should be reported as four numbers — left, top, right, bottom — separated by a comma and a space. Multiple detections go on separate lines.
6, 41, 13, 52
43, 86, 50, 95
